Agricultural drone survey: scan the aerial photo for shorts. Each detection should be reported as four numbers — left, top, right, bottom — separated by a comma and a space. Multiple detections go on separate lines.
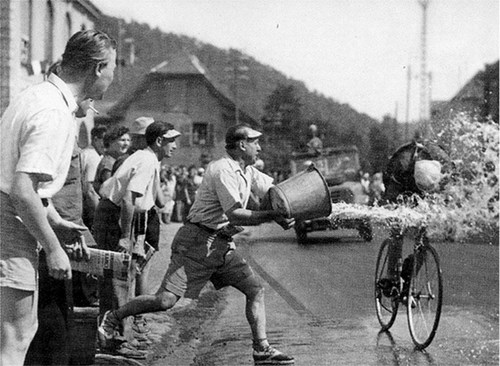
93, 199, 121, 251
145, 207, 160, 251
160, 223, 253, 299
0, 192, 39, 291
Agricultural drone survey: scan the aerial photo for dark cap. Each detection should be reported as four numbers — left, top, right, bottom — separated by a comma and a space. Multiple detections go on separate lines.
225, 124, 262, 148
145, 121, 181, 145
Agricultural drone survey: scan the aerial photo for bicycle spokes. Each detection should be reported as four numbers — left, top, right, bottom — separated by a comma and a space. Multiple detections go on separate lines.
376, 233, 442, 350
407, 245, 443, 349
375, 239, 399, 331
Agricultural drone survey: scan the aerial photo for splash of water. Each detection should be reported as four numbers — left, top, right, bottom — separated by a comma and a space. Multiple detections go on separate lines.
329, 114, 498, 243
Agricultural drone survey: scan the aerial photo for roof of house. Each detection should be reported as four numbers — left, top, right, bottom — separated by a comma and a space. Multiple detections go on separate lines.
150, 53, 207, 75
107, 52, 257, 125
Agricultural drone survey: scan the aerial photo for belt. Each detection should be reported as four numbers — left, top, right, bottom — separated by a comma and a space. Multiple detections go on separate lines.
188, 221, 238, 241
188, 221, 217, 234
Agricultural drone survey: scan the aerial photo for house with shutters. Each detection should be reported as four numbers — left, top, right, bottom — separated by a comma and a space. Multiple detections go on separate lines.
105, 52, 259, 167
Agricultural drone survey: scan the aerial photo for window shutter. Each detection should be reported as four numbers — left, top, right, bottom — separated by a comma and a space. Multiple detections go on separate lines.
180, 124, 192, 147
208, 123, 215, 146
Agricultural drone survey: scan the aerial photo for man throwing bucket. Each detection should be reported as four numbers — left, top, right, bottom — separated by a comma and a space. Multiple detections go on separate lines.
99, 124, 295, 365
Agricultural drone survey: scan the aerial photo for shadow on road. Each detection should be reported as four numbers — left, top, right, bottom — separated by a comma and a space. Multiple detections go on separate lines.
247, 234, 367, 246
376, 330, 437, 366
299, 236, 367, 246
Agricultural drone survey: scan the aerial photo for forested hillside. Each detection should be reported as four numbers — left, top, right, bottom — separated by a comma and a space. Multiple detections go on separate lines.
96, 16, 403, 172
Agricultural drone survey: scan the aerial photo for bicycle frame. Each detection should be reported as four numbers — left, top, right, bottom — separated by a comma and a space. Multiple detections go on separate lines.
375, 225, 443, 349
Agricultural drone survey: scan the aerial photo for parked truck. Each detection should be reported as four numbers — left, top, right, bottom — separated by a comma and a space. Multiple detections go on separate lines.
289, 145, 372, 244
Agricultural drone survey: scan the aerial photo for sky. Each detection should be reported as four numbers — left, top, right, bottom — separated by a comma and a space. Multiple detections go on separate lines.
91, 0, 498, 122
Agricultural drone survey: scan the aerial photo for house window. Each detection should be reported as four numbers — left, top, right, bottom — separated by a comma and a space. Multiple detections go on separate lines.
180, 123, 214, 147
192, 123, 208, 145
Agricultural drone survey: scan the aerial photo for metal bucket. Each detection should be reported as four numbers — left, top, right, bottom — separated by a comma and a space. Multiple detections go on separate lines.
269, 164, 332, 220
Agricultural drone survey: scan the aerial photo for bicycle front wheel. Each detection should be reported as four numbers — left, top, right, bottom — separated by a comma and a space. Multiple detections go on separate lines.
407, 243, 443, 349
375, 239, 399, 330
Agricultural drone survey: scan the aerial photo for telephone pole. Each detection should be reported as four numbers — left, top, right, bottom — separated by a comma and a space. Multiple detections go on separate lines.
225, 50, 249, 124
418, 0, 430, 136
405, 64, 411, 141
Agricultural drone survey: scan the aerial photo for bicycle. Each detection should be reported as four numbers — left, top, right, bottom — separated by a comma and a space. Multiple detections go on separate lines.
374, 226, 443, 349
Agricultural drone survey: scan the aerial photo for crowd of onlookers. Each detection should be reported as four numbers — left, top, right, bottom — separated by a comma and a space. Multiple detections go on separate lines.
159, 164, 205, 224
360, 171, 386, 206
23, 119, 208, 361
80, 123, 207, 231
2, 30, 296, 366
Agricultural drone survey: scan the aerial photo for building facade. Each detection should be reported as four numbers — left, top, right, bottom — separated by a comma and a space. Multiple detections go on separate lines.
0, 0, 102, 143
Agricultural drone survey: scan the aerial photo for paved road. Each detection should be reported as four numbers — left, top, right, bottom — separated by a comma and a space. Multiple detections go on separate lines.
193, 223, 499, 365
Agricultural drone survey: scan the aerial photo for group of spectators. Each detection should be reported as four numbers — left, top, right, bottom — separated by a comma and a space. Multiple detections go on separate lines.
360, 171, 386, 206
73, 114, 218, 359
160, 164, 205, 224
80, 122, 206, 230
80, 120, 208, 226
1, 28, 295, 366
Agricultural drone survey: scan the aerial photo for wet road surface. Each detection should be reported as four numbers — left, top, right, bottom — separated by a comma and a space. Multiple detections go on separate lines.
192, 223, 499, 365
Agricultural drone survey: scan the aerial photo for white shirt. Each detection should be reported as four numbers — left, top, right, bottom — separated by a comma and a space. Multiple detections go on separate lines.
99, 147, 161, 212
80, 145, 102, 183
0, 73, 78, 198
187, 156, 274, 230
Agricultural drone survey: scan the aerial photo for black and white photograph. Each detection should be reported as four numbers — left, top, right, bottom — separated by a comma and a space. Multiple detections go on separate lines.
1, 1, 498, 365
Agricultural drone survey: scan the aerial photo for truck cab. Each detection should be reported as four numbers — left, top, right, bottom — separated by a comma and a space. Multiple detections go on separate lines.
290, 146, 372, 244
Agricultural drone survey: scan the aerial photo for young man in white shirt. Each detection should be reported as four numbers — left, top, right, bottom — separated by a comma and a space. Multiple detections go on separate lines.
0, 30, 116, 366
94, 121, 179, 358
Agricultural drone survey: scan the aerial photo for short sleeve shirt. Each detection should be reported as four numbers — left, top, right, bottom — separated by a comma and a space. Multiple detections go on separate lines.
80, 146, 102, 183
0, 73, 78, 198
99, 147, 161, 212
93, 154, 116, 193
187, 156, 274, 230
0, 74, 77, 290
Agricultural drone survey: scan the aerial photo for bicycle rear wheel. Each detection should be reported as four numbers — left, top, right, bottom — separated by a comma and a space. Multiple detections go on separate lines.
375, 239, 399, 330
407, 243, 443, 349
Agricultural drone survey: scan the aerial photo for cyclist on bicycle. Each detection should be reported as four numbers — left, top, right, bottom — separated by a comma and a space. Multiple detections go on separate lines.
380, 137, 449, 297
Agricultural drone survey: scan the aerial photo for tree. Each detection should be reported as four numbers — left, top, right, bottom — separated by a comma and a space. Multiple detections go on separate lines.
380, 114, 402, 156
261, 84, 303, 174
263, 84, 301, 129
368, 124, 390, 173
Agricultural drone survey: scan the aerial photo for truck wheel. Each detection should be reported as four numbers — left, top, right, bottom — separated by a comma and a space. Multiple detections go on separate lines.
295, 225, 308, 245
358, 221, 373, 242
